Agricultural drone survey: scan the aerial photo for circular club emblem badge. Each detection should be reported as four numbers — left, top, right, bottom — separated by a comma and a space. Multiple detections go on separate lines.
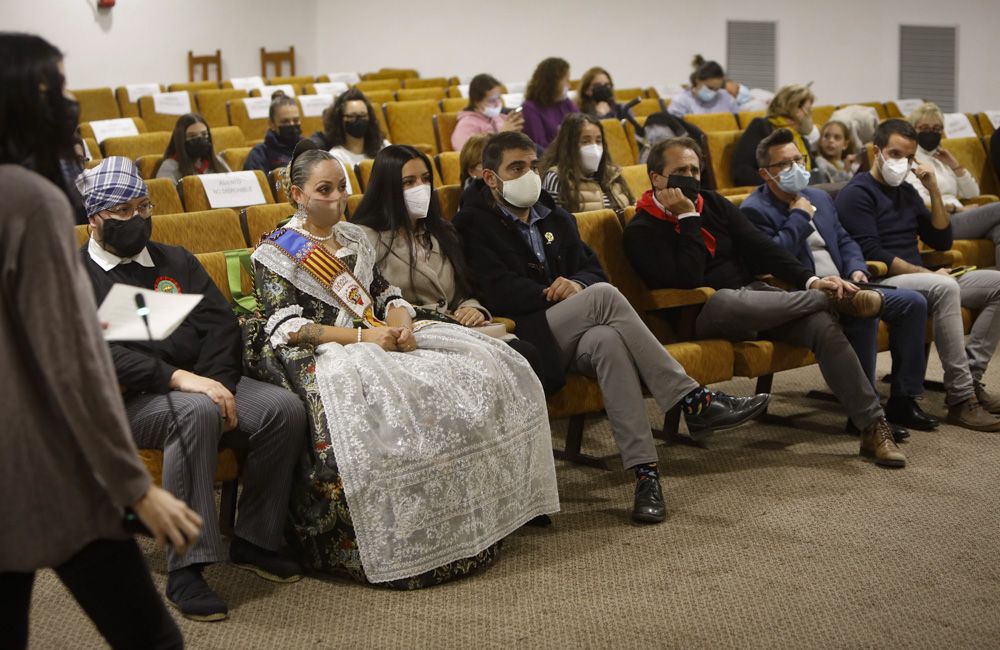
154, 276, 181, 294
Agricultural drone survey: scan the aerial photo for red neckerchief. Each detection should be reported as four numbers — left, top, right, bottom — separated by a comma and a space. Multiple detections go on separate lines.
636, 189, 715, 256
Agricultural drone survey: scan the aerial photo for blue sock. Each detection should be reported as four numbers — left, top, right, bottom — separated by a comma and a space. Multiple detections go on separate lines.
682, 386, 713, 416
634, 463, 658, 481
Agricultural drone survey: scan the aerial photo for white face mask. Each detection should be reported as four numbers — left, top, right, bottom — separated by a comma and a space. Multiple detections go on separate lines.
404, 184, 431, 219
878, 151, 911, 187
482, 104, 502, 119
495, 170, 542, 208
579, 143, 603, 174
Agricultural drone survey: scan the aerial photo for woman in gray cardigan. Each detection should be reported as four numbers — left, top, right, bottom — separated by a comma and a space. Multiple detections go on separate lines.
156, 112, 230, 182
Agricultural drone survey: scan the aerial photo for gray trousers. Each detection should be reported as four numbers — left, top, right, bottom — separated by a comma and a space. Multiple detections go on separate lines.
127, 376, 306, 571
878, 270, 1000, 404
694, 283, 884, 430
545, 283, 699, 470
950, 201, 1000, 267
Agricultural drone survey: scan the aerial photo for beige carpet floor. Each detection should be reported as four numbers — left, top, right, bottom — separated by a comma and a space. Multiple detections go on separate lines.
26, 348, 1000, 649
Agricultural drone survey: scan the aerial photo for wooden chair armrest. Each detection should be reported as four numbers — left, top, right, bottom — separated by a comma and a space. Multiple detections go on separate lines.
866, 261, 888, 278
493, 316, 516, 333
921, 249, 963, 269
960, 195, 999, 206
643, 287, 715, 310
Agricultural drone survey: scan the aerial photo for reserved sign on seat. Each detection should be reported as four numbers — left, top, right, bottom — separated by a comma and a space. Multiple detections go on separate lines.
125, 83, 161, 103
230, 76, 266, 93
299, 94, 333, 117
152, 91, 192, 116
242, 97, 272, 120
312, 82, 349, 97
90, 118, 140, 144
200, 171, 267, 208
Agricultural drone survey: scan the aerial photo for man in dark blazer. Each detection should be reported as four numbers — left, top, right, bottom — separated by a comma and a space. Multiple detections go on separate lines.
454, 131, 769, 525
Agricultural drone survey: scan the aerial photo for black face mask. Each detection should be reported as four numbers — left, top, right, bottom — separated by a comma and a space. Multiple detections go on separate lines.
184, 136, 213, 160
917, 131, 942, 152
276, 124, 302, 147
667, 174, 701, 204
344, 118, 369, 139
102, 215, 152, 258
591, 84, 614, 103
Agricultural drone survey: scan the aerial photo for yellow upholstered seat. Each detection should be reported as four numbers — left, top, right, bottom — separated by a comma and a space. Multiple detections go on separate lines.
849, 101, 889, 120
210, 126, 247, 152
737, 110, 766, 129
179, 171, 273, 212
433, 112, 460, 152
196, 89, 248, 128
72, 87, 121, 121
78, 117, 147, 142
974, 113, 996, 136
241, 203, 295, 247
221, 147, 253, 172
621, 164, 650, 199
150, 209, 245, 253
138, 93, 195, 132
227, 99, 270, 142
144, 178, 185, 215
403, 77, 449, 89
102, 132, 172, 160
440, 97, 468, 113
944, 136, 999, 197
631, 98, 665, 117
811, 105, 837, 127
269, 75, 314, 88
82, 137, 102, 162
436, 151, 461, 186
169, 81, 219, 93
194, 249, 254, 303
703, 129, 751, 192
685, 112, 739, 133
356, 79, 401, 93
435, 184, 462, 221
383, 100, 441, 153
600, 119, 636, 166
396, 88, 445, 102
114, 85, 167, 118
613, 87, 646, 102
135, 155, 163, 179
732, 341, 816, 379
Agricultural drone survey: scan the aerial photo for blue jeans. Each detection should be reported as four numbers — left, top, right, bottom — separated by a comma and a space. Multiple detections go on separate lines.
841, 288, 928, 398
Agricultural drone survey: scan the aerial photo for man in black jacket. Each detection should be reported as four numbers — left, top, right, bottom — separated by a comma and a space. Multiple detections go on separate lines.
623, 137, 905, 468
77, 157, 307, 622
454, 132, 769, 525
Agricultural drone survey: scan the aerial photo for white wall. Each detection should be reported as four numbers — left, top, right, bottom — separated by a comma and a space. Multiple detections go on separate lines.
5, 0, 999, 111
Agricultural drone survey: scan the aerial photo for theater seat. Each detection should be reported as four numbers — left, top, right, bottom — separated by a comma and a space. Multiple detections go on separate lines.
403, 77, 449, 89
346, 194, 365, 218
356, 79, 401, 93
196, 89, 248, 128
180, 171, 274, 212
82, 137, 102, 162
241, 203, 295, 246
703, 130, 755, 193
396, 88, 445, 102
169, 81, 220, 93
151, 209, 245, 253
435, 184, 462, 221
145, 178, 184, 214
613, 87, 646, 102
138, 93, 195, 132
631, 98, 665, 117
211, 126, 248, 152
811, 105, 837, 127
115, 85, 166, 118
440, 97, 468, 113
436, 151, 461, 186
737, 110, 766, 129
227, 99, 270, 142
383, 100, 441, 154
72, 87, 121, 122
135, 155, 163, 179
78, 117, 147, 142
102, 132, 172, 160
221, 147, 253, 172
685, 112, 739, 133
600, 119, 636, 166
621, 164, 650, 199
433, 112, 460, 152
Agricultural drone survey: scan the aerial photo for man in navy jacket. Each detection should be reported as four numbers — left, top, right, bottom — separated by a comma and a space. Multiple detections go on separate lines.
454, 132, 769, 525
742, 128, 934, 433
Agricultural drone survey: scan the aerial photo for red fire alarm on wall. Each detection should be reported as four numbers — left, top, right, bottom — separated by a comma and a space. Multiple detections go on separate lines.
98, 0, 115, 8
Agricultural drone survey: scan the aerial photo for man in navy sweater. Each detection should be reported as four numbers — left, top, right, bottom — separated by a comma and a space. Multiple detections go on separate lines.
836, 119, 1000, 432
742, 128, 934, 435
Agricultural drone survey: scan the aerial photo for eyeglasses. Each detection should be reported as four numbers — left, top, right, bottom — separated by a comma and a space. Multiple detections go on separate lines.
766, 156, 805, 172
103, 202, 155, 219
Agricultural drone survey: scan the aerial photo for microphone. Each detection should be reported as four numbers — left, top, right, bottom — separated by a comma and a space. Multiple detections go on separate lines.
122, 292, 193, 546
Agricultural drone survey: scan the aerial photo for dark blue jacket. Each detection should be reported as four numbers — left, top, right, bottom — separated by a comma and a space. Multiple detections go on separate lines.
834, 172, 952, 268
741, 185, 868, 279
243, 130, 296, 174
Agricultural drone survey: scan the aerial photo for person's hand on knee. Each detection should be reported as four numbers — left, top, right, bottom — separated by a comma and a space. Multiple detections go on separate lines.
169, 369, 239, 431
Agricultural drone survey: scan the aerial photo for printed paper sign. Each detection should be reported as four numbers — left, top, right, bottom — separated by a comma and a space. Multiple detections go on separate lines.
242, 97, 272, 120
230, 76, 266, 93
327, 72, 360, 84
502, 93, 524, 109
944, 113, 976, 138
152, 91, 192, 116
261, 84, 296, 98
125, 83, 161, 103
504, 81, 527, 94
986, 111, 1000, 129
299, 94, 333, 117
312, 82, 349, 97
455, 84, 470, 98
90, 118, 139, 144
99, 284, 203, 342
894, 98, 924, 117
200, 171, 267, 208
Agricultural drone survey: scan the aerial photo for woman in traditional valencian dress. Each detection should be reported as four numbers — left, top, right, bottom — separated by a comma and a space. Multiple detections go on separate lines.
244, 141, 559, 590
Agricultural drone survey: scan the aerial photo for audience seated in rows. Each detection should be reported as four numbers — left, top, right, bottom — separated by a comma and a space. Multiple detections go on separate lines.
837, 119, 1000, 430
243, 91, 302, 174
622, 136, 906, 466
157, 112, 231, 182
741, 128, 934, 434
243, 140, 559, 588
77, 156, 307, 621
539, 113, 633, 213
732, 84, 822, 187
814, 120, 859, 183
577, 66, 632, 121
906, 102, 1000, 265
314, 88, 390, 183
668, 55, 738, 118
451, 73, 524, 151
454, 131, 770, 524
521, 57, 578, 150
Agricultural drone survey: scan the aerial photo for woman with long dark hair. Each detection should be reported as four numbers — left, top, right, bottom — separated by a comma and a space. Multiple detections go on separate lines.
318, 88, 389, 172
0, 32, 200, 650
156, 112, 231, 182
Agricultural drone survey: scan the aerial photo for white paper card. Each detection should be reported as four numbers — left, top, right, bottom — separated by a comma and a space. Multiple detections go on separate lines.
90, 118, 139, 144
298, 94, 333, 117
944, 113, 976, 138
456, 84, 470, 99
242, 97, 272, 120
502, 93, 524, 109
567, 90, 578, 103
99, 284, 203, 342
505, 81, 527, 94
230, 76, 266, 93
311, 82, 349, 97
893, 98, 924, 117
327, 72, 360, 84
200, 171, 267, 208
125, 83, 161, 103
261, 84, 296, 98
81, 139, 93, 161
986, 111, 1000, 129
152, 91, 192, 116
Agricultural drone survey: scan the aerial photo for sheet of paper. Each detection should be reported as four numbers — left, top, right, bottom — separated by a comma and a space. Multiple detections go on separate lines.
90, 118, 139, 144
152, 91, 192, 116
944, 113, 976, 138
312, 82, 349, 97
199, 171, 267, 208
230, 76, 266, 93
455, 84, 469, 99
894, 98, 924, 117
243, 97, 272, 120
299, 93, 333, 117
327, 72, 360, 84
986, 111, 1000, 130
261, 83, 296, 98
99, 284, 203, 341
504, 81, 527, 94
501, 93, 524, 109
125, 83, 161, 103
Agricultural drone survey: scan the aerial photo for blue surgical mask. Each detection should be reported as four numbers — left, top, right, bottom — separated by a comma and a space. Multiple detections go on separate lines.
771, 163, 811, 194
696, 86, 718, 103
736, 84, 752, 106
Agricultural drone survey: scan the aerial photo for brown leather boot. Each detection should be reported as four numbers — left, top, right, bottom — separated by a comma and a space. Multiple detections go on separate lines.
831, 289, 884, 319
859, 417, 906, 468
946, 397, 1000, 431
973, 381, 1000, 414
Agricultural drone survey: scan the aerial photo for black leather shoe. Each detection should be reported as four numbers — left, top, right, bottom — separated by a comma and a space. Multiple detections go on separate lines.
846, 419, 910, 442
166, 565, 228, 622
685, 392, 770, 433
632, 477, 666, 524
885, 396, 939, 431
